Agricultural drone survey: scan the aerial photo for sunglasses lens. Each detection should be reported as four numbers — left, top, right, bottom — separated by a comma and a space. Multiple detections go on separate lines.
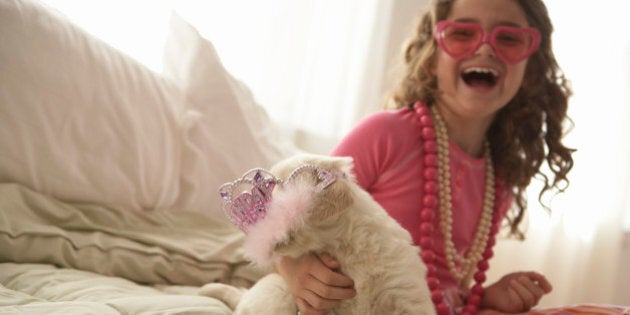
493, 28, 536, 63
436, 21, 540, 64
439, 24, 481, 59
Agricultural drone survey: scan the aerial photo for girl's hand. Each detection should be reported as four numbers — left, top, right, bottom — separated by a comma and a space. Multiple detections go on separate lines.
275, 253, 356, 315
480, 271, 552, 313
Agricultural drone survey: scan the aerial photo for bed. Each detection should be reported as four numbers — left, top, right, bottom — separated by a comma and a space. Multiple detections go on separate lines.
0, 1, 627, 314
0, 0, 296, 313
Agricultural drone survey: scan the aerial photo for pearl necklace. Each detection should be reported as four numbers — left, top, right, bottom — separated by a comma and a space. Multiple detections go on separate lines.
414, 101, 502, 315
431, 105, 495, 285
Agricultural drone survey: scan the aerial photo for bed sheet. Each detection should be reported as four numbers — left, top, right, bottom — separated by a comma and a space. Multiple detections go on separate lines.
0, 263, 231, 314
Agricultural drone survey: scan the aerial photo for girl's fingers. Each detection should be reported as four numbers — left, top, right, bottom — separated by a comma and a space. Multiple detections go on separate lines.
306, 273, 356, 300
296, 297, 327, 315
291, 253, 356, 314
519, 276, 546, 301
524, 272, 553, 293
506, 285, 525, 311
509, 278, 538, 309
312, 254, 355, 289
318, 252, 341, 270
298, 289, 343, 312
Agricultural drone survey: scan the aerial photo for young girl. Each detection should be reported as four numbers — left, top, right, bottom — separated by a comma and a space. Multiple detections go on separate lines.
275, 0, 574, 314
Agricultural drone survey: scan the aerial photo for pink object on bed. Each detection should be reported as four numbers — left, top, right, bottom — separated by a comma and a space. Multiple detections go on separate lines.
526, 304, 629, 315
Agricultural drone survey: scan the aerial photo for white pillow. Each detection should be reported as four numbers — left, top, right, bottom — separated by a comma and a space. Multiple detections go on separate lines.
162, 13, 299, 218
0, 0, 185, 210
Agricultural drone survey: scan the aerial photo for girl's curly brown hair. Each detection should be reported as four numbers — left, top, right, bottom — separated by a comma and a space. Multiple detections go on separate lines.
387, 0, 575, 239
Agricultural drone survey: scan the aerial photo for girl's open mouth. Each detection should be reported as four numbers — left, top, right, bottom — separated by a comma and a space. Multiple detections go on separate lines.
461, 67, 499, 88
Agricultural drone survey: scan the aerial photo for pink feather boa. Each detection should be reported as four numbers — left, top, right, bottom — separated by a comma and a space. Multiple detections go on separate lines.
242, 180, 317, 266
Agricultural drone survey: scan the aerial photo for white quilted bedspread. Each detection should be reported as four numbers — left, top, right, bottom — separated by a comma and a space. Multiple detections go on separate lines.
0, 263, 231, 315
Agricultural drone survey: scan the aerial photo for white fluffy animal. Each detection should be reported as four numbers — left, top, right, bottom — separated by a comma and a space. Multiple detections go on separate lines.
201, 154, 435, 315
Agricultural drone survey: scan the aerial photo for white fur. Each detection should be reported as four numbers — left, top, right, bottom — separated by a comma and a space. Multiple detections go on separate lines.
203, 154, 435, 315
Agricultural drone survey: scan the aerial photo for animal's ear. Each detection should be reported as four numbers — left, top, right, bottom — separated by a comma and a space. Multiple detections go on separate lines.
308, 179, 354, 222
331, 156, 355, 182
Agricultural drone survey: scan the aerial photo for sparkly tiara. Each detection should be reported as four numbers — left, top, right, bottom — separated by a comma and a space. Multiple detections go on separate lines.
218, 164, 338, 233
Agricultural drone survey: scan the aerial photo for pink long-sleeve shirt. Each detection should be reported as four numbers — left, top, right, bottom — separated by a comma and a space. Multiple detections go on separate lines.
331, 107, 511, 290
